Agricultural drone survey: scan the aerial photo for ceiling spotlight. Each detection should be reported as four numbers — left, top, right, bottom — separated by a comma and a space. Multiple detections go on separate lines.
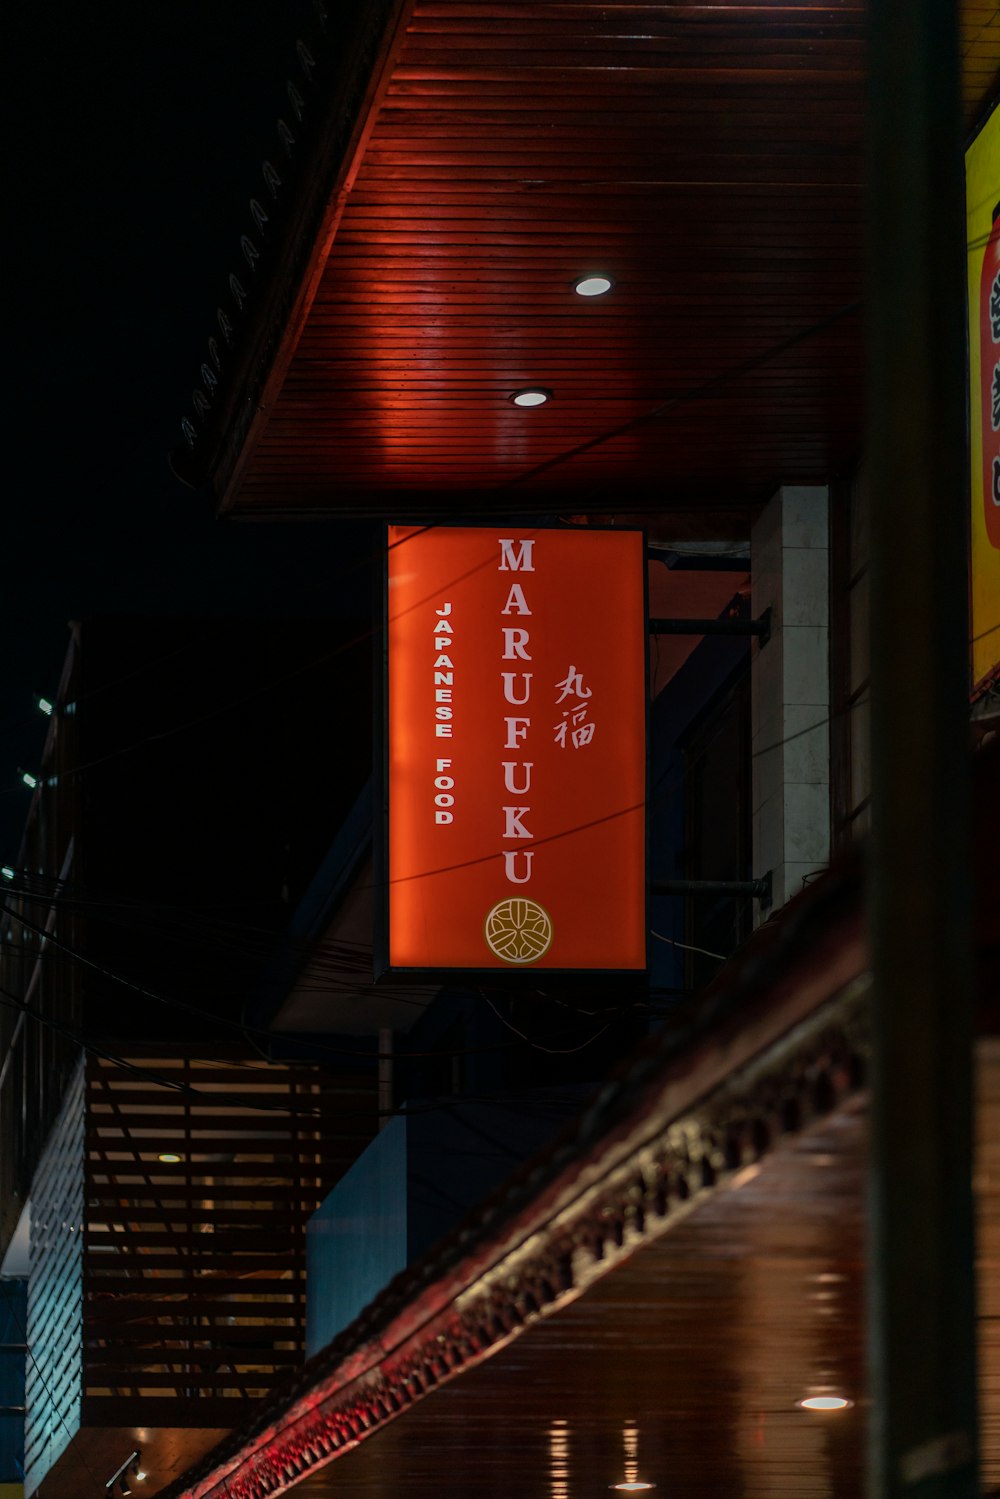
509, 387, 552, 408
797, 1395, 852, 1411
612, 1484, 655, 1492
37, 697, 54, 716
574, 274, 613, 297
157, 1152, 182, 1164
20, 771, 38, 790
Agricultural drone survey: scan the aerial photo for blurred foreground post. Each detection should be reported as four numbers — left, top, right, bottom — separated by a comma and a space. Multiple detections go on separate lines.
866, 1, 978, 1495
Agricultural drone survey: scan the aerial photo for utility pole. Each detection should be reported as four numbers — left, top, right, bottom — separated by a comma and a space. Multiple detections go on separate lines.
866, 2, 979, 1495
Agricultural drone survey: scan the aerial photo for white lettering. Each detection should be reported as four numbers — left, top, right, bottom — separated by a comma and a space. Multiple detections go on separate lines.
435, 759, 452, 772
504, 717, 530, 748
501, 583, 532, 616
502, 628, 531, 661
434, 671, 453, 685
503, 850, 534, 884
435, 688, 453, 703
434, 775, 454, 790
434, 636, 452, 650
502, 761, 533, 794
503, 806, 532, 839
433, 654, 454, 669
435, 793, 455, 808
435, 706, 453, 721
498, 538, 535, 572
435, 602, 452, 616
435, 725, 453, 737
435, 810, 453, 824
501, 672, 532, 705
434, 618, 453, 633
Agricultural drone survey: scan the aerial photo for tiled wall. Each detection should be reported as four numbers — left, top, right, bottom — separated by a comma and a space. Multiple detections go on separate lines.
751, 486, 831, 915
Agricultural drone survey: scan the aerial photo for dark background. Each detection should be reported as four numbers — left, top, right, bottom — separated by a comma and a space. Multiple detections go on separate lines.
2, 1, 373, 857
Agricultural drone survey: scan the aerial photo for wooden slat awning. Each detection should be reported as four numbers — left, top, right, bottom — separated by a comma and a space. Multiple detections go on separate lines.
153, 853, 869, 1499
145, 735, 999, 1499
173, 1, 1000, 522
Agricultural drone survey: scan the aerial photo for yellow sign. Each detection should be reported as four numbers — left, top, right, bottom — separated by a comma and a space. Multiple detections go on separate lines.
967, 103, 1000, 692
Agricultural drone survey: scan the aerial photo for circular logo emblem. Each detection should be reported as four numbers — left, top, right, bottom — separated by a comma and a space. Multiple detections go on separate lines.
484, 898, 553, 965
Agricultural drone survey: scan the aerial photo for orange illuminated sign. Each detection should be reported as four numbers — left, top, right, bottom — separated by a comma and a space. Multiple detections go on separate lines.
383, 526, 647, 973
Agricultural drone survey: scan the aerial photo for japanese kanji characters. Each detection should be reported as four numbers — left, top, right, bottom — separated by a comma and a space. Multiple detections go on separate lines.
553, 665, 596, 749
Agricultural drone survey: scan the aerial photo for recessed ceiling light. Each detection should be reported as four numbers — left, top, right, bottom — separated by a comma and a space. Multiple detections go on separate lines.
510, 387, 552, 407
574, 275, 614, 297
611, 1484, 654, 1492
797, 1395, 852, 1411
158, 1153, 182, 1164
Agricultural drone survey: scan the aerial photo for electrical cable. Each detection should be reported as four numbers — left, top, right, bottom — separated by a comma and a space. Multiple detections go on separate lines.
0, 544, 878, 1080
7, 517, 584, 800
5, 485, 959, 826
476, 988, 613, 1056
651, 930, 728, 962
0, 687, 875, 1041
0, 525, 436, 796
0, 982, 648, 1125
0, 526, 519, 797
497, 300, 863, 492
0, 679, 876, 1039
0, 984, 323, 1116
1, 889, 653, 1068
0, 913, 537, 1065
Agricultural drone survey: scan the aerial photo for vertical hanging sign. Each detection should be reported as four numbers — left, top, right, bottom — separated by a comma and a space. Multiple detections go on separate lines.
383, 526, 647, 973
967, 106, 1000, 692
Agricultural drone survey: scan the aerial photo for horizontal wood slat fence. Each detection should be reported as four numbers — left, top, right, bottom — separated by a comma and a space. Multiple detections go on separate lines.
77, 1052, 376, 1423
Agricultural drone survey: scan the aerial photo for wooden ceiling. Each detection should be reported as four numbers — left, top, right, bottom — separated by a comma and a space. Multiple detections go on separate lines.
180, 1, 1000, 522
153, 1041, 1000, 1499
292, 1099, 873, 1499
289, 1043, 1000, 1498
142, 768, 1000, 1499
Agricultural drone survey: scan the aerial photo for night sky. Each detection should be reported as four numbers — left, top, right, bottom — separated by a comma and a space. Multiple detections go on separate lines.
2, 2, 373, 854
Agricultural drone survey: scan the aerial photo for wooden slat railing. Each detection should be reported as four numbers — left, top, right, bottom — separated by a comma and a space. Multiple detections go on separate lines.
80, 1052, 377, 1423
